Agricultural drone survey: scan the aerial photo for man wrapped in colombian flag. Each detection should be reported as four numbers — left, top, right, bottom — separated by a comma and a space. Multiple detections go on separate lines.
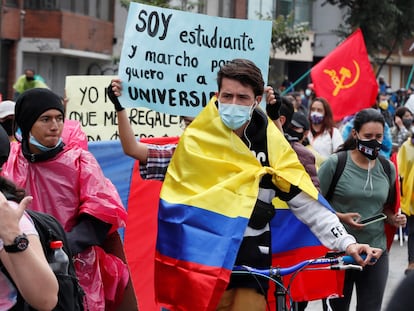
108, 59, 382, 311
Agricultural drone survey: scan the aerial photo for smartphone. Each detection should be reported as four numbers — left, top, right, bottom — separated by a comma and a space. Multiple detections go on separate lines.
358, 213, 387, 225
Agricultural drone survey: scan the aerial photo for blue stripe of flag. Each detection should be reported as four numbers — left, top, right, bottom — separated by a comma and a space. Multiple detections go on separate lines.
157, 199, 249, 270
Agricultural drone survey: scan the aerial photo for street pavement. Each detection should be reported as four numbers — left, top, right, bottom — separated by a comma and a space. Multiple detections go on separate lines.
305, 238, 408, 311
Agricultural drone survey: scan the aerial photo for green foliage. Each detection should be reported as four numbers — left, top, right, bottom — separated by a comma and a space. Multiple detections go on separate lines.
271, 13, 309, 55
256, 10, 309, 55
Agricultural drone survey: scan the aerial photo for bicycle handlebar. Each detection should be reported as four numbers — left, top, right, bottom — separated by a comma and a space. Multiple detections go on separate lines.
233, 254, 372, 278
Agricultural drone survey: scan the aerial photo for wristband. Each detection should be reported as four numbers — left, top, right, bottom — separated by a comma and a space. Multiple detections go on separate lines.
266, 88, 281, 120
107, 84, 125, 112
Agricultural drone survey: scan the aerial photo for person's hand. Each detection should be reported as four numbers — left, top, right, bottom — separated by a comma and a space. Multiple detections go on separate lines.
336, 212, 364, 230
387, 212, 407, 228
394, 116, 404, 129
0, 191, 32, 243
107, 78, 124, 112
345, 243, 383, 267
265, 86, 281, 120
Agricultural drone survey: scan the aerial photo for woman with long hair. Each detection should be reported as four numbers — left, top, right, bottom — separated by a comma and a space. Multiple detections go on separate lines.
318, 108, 406, 310
307, 97, 343, 161
391, 106, 413, 149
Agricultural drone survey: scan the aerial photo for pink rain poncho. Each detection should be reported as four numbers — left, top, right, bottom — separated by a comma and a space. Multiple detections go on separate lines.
2, 142, 129, 310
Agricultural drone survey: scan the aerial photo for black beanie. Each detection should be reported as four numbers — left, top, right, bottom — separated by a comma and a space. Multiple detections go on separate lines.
15, 88, 64, 140
0, 125, 10, 167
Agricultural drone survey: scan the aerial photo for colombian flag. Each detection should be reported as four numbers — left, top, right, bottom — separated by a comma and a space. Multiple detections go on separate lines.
155, 98, 336, 310
269, 199, 344, 305
89, 100, 345, 310
89, 137, 178, 311
310, 28, 378, 121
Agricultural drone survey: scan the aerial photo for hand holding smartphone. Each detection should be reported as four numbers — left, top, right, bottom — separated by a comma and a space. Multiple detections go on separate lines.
357, 213, 387, 225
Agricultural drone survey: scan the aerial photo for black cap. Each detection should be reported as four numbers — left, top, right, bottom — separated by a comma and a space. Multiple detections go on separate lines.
291, 112, 309, 131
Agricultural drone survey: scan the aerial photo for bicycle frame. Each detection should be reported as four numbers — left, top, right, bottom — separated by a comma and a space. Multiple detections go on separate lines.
232, 255, 365, 311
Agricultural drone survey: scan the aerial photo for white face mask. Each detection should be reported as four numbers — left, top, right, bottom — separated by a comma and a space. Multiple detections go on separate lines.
29, 133, 62, 152
218, 101, 255, 130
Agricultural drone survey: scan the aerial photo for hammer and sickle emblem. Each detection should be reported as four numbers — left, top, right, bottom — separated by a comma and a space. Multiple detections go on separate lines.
323, 60, 360, 96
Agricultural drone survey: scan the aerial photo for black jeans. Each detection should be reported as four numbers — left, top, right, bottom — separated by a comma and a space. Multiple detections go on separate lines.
407, 215, 414, 263
323, 252, 388, 311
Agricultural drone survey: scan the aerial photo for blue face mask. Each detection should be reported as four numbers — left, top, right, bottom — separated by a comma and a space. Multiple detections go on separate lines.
218, 102, 254, 130
29, 134, 62, 152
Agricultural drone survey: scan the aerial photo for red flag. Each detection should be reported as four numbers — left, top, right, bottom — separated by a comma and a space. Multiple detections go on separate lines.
311, 28, 378, 121
124, 136, 179, 311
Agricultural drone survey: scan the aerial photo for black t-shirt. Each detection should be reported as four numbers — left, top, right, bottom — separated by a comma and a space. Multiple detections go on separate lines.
229, 108, 299, 294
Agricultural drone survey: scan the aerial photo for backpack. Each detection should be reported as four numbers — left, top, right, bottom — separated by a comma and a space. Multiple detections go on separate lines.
1, 210, 85, 311
325, 150, 394, 204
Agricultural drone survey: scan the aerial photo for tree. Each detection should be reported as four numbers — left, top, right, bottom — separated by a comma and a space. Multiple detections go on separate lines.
322, 0, 414, 76
269, 13, 309, 55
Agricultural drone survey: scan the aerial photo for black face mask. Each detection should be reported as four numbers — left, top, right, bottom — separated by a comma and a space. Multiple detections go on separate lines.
403, 118, 413, 129
0, 119, 13, 136
26, 76, 35, 81
356, 138, 382, 160
286, 128, 304, 141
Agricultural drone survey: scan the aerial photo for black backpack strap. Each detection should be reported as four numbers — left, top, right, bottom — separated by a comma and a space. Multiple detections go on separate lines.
325, 151, 347, 202
377, 155, 395, 206
377, 155, 391, 180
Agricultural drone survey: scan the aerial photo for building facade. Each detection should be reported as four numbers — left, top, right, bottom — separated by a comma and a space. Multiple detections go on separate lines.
0, 0, 117, 99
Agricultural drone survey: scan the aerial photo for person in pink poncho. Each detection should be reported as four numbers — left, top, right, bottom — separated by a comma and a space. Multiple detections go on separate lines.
1, 88, 129, 310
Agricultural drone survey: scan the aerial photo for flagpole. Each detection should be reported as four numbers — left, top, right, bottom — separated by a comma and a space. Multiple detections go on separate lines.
282, 68, 312, 95
405, 64, 414, 90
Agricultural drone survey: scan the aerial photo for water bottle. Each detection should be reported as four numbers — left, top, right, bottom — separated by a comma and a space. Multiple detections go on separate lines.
48, 240, 69, 274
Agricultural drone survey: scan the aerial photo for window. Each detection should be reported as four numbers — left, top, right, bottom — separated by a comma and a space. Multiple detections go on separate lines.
59, 0, 113, 20
294, 0, 311, 24
248, 0, 274, 19
276, 0, 311, 24
5, 0, 18, 8
278, 0, 293, 17
24, 0, 59, 10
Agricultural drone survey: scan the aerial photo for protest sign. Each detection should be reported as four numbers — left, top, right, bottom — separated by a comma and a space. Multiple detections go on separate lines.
119, 2, 272, 117
65, 75, 182, 141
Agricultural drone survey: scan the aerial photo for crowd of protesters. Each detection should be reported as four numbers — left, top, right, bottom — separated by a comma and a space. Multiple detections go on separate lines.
0, 64, 412, 311
281, 75, 414, 310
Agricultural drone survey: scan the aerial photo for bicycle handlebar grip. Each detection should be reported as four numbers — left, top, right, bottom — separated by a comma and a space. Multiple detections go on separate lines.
342, 254, 377, 264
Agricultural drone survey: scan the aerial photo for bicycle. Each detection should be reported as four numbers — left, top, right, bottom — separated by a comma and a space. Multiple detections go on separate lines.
232, 252, 369, 311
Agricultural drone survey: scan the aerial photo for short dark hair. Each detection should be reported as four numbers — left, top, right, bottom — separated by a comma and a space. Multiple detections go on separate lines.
279, 96, 294, 131
216, 59, 264, 97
